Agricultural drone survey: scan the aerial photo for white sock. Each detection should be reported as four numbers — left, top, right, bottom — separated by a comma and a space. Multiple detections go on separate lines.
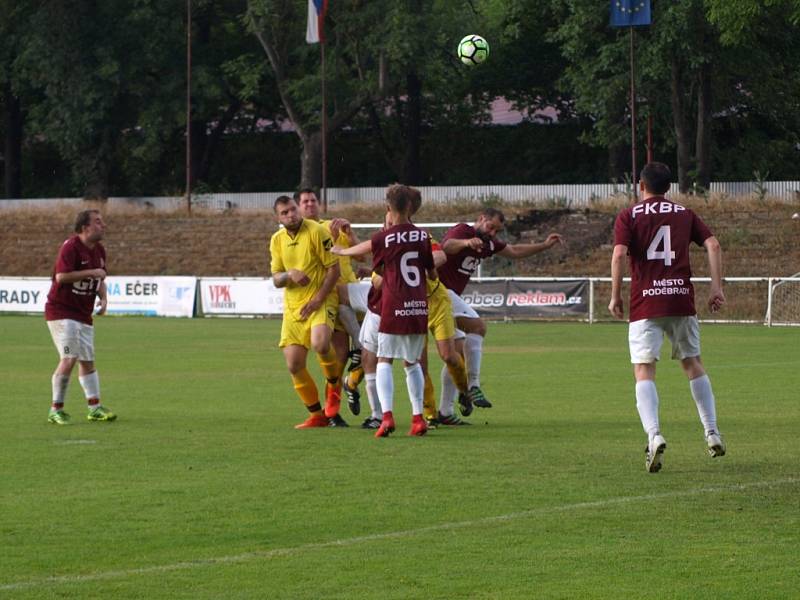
404, 363, 424, 416
635, 379, 660, 439
465, 333, 483, 388
376, 362, 394, 414
690, 374, 718, 435
439, 364, 458, 416
78, 371, 100, 403
51, 373, 70, 407
365, 373, 381, 419
338, 305, 362, 349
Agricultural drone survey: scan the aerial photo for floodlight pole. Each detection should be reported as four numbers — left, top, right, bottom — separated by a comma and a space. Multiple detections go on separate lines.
629, 27, 638, 201
321, 39, 328, 212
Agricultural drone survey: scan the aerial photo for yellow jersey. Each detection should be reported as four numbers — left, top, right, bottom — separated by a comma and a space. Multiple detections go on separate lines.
319, 219, 358, 284
269, 219, 337, 319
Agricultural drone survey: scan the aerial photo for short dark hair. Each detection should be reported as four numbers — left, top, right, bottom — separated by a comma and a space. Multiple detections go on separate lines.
273, 195, 294, 212
479, 207, 505, 223
640, 162, 672, 195
293, 188, 317, 201
385, 183, 418, 214
74, 209, 100, 233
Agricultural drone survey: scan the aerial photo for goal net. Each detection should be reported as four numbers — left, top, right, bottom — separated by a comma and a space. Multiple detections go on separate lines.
768, 273, 800, 326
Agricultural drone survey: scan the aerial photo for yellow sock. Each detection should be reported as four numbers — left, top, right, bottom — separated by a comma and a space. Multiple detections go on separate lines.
291, 369, 322, 414
423, 372, 436, 420
447, 354, 469, 394
318, 347, 341, 385
347, 365, 365, 389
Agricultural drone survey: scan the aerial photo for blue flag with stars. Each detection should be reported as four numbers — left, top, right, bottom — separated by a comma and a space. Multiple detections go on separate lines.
610, 0, 651, 27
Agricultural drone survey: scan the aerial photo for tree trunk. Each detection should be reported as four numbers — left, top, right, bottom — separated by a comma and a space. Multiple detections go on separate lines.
695, 62, 713, 190
300, 131, 323, 190
403, 70, 422, 185
3, 86, 23, 199
670, 57, 692, 193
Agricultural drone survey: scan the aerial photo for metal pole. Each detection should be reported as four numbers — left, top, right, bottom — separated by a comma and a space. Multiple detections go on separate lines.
185, 0, 192, 214
629, 27, 637, 200
646, 114, 653, 163
321, 40, 328, 212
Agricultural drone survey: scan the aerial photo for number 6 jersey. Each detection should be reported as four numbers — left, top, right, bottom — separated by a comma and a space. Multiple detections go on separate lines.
371, 223, 434, 335
614, 196, 713, 322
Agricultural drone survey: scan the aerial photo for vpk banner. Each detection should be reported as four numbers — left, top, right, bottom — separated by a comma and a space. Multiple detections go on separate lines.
199, 278, 284, 315
0, 276, 196, 317
461, 279, 588, 318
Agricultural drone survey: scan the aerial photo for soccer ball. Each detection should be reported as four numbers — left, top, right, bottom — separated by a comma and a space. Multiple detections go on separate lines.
457, 34, 489, 66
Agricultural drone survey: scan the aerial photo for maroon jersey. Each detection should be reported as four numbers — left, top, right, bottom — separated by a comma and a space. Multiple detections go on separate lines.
614, 196, 713, 322
438, 223, 507, 295
371, 223, 434, 334
45, 236, 107, 325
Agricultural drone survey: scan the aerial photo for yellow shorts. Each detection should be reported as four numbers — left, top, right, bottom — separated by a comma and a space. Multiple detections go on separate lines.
428, 284, 456, 342
279, 295, 337, 348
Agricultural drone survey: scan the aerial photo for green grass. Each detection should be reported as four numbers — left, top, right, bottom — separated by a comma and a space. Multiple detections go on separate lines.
0, 316, 798, 599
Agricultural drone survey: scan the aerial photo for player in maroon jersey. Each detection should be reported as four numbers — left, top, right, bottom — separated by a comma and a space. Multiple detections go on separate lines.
439, 208, 563, 415
44, 209, 116, 425
609, 162, 726, 473
370, 184, 437, 438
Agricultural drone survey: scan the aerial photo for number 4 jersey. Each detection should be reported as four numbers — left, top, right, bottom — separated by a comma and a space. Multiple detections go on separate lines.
614, 196, 713, 322
371, 223, 435, 335
45, 236, 107, 325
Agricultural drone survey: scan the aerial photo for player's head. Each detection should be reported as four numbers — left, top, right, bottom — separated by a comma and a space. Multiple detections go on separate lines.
640, 162, 672, 196
295, 188, 320, 220
385, 183, 418, 216
74, 209, 105, 242
475, 207, 505, 239
274, 195, 302, 232
409, 187, 422, 217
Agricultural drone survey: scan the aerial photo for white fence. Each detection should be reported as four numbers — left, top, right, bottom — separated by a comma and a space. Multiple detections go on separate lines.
1, 180, 799, 211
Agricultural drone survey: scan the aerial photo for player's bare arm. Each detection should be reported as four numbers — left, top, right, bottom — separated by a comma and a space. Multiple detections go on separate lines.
96, 280, 108, 316
442, 237, 483, 254
299, 263, 340, 320
704, 236, 725, 313
498, 233, 564, 259
273, 269, 310, 289
55, 268, 107, 284
433, 249, 448, 268
608, 244, 627, 320
332, 239, 371, 257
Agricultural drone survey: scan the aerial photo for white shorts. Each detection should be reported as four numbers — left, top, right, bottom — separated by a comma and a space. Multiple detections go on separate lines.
347, 281, 372, 314
358, 310, 381, 355
628, 316, 701, 363
47, 319, 95, 361
377, 332, 426, 363
448, 289, 480, 320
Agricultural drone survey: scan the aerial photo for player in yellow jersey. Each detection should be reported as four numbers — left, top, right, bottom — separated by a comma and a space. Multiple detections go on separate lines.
295, 189, 365, 425
270, 195, 343, 429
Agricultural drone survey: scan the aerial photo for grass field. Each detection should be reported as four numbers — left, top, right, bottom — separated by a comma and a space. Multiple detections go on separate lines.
1, 315, 798, 599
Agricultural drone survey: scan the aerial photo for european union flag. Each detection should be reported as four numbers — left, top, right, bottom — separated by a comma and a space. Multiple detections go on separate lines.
610, 0, 651, 27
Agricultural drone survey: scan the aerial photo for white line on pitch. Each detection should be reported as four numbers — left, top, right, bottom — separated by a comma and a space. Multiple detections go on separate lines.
2, 477, 797, 592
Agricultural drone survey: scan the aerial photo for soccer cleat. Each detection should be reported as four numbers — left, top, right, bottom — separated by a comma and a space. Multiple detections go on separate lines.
436, 411, 471, 426
48, 409, 71, 425
294, 413, 329, 429
457, 391, 473, 417
361, 417, 382, 429
424, 416, 439, 429
408, 416, 428, 437
327, 413, 350, 427
706, 431, 726, 458
344, 380, 361, 416
324, 383, 342, 418
375, 412, 396, 438
645, 434, 667, 473
87, 406, 116, 422
468, 386, 492, 409
346, 349, 362, 372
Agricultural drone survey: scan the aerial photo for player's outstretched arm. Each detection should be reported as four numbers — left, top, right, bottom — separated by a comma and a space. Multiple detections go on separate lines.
332, 239, 371, 257
608, 244, 627, 320
498, 233, 564, 259
704, 236, 725, 313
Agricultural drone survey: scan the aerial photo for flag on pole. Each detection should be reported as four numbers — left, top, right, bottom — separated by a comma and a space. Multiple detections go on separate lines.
306, 0, 328, 44
610, 0, 651, 27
